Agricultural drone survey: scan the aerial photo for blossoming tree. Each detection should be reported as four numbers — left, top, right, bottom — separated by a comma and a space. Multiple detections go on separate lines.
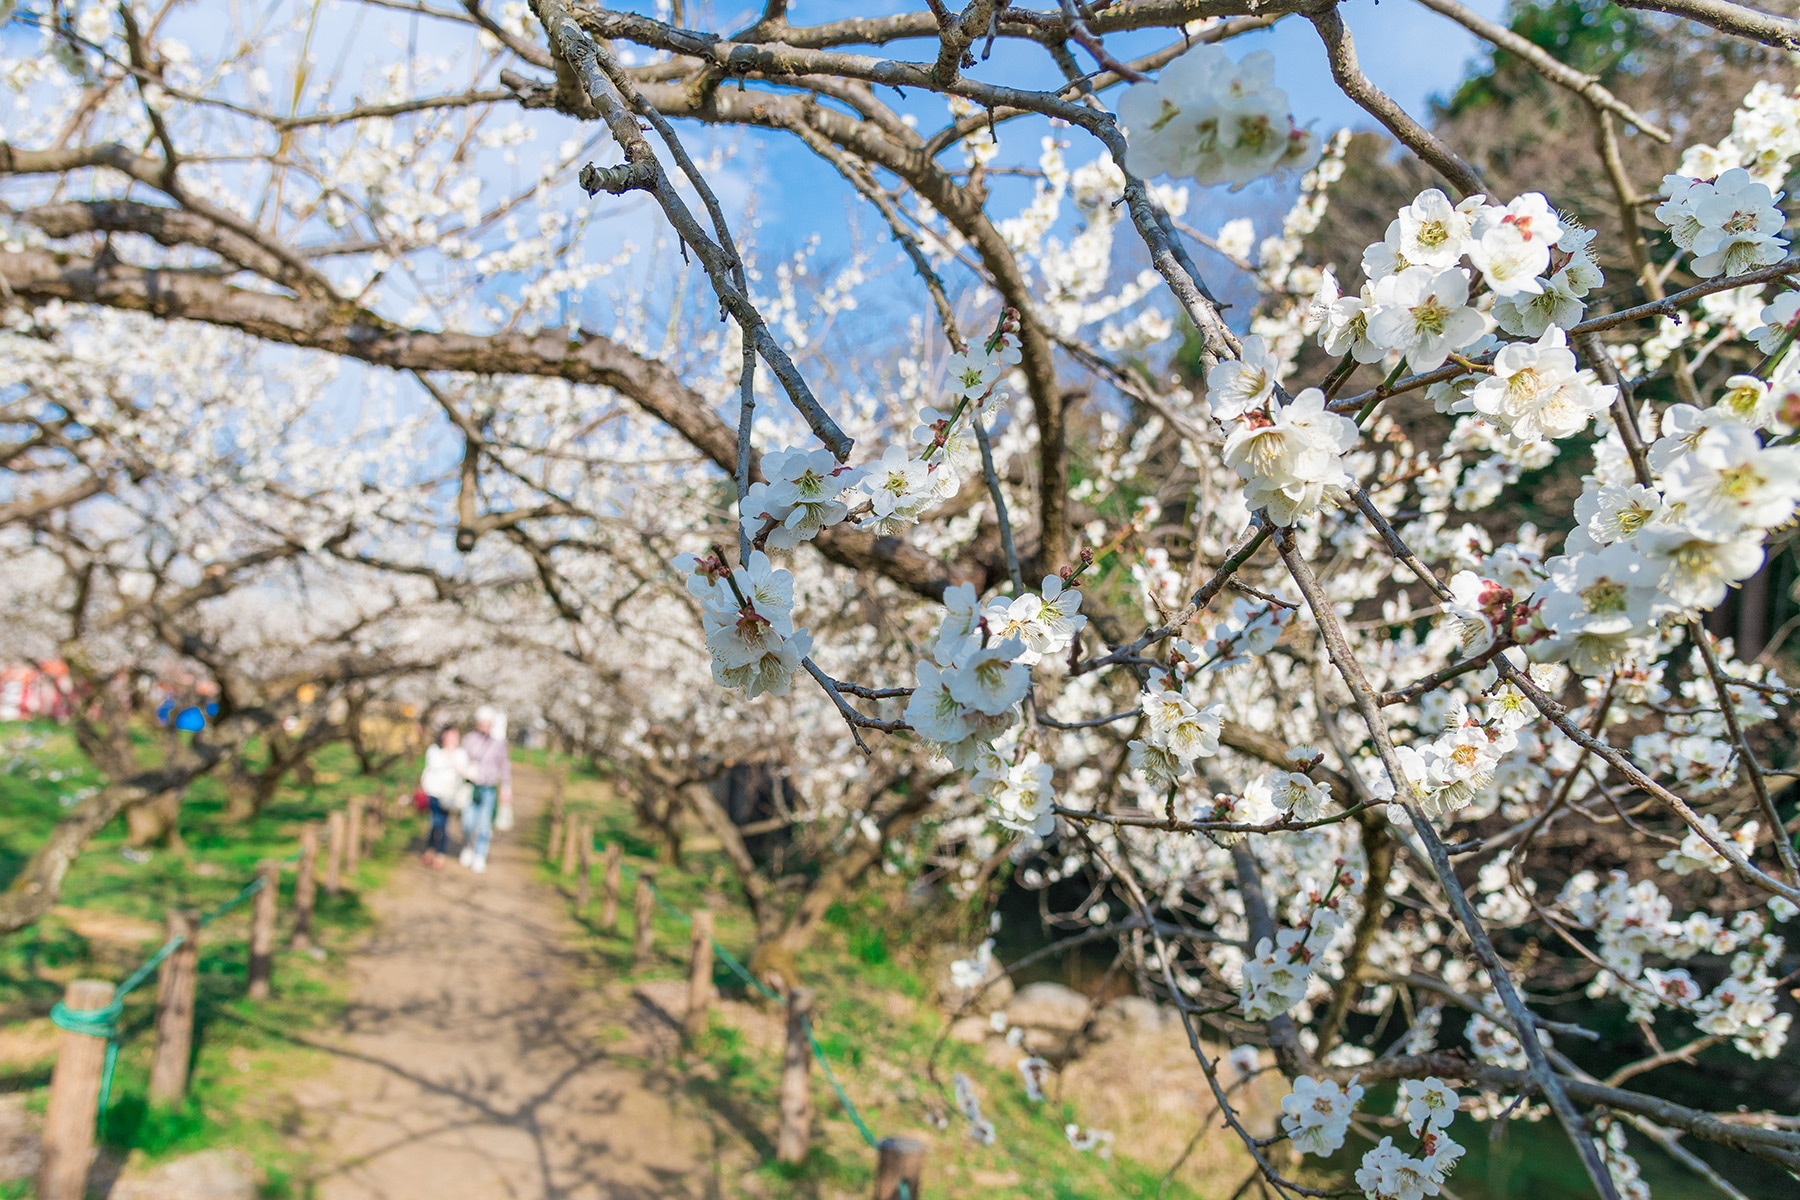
4, 0, 1800, 1195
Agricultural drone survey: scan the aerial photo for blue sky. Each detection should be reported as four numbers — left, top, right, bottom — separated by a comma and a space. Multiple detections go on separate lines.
692, 1, 1512, 285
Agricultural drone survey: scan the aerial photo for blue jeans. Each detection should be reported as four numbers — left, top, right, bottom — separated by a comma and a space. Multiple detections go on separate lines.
465, 785, 498, 860
426, 797, 450, 854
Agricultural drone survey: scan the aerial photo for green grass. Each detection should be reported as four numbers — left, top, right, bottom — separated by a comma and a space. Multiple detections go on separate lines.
551, 785, 1214, 1200
0, 720, 417, 1194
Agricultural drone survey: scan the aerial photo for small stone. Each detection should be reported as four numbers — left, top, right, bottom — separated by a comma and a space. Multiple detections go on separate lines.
1004, 982, 1092, 1035
109, 1149, 261, 1200
1089, 994, 1167, 1041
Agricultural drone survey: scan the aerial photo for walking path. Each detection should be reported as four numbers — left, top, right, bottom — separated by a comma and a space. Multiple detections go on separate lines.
292, 766, 733, 1199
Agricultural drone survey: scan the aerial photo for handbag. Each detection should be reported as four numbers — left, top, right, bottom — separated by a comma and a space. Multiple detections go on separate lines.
450, 780, 474, 812
495, 801, 515, 832
412, 787, 429, 813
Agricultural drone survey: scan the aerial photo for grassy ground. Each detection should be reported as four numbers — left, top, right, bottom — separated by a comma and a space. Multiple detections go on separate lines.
546, 771, 1217, 1200
0, 720, 416, 1198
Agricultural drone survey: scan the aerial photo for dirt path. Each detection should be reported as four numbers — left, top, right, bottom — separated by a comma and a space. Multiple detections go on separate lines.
292, 765, 730, 1200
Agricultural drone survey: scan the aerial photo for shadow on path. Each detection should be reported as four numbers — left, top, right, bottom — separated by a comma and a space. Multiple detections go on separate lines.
291, 766, 730, 1200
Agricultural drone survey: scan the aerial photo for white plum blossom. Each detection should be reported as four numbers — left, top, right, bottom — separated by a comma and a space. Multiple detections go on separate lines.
1394, 189, 1477, 270
1268, 769, 1333, 822
905, 660, 974, 744
1313, 270, 1385, 363
1399, 1078, 1460, 1137
1356, 1138, 1440, 1200
1281, 1076, 1364, 1156
1573, 482, 1664, 547
945, 339, 1020, 400
1117, 44, 1317, 188
859, 444, 934, 530
1239, 927, 1314, 1020
980, 751, 1057, 836
947, 637, 1033, 716
1532, 544, 1659, 675
1635, 522, 1766, 612
1220, 387, 1360, 524
1205, 333, 1283, 420
1367, 266, 1487, 371
982, 575, 1087, 665
1467, 193, 1563, 295
1468, 326, 1614, 443
935, 582, 983, 662
1138, 671, 1225, 771
1660, 424, 1800, 534
1657, 815, 1759, 876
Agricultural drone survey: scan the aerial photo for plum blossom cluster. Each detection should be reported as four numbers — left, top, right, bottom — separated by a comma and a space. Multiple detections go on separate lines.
681, 324, 1029, 704
1382, 699, 1531, 821
1355, 1079, 1464, 1200
1559, 869, 1793, 1058
1657, 167, 1789, 279
1118, 44, 1318, 188
1214, 373, 1361, 526
1522, 383, 1800, 679
739, 327, 1024, 548
673, 550, 812, 698
1239, 864, 1364, 1020
1205, 334, 1358, 524
1677, 80, 1800, 186
1658, 80, 1800, 278
1279, 1075, 1363, 1157
1127, 644, 1225, 786
1315, 187, 1608, 375
907, 573, 1087, 834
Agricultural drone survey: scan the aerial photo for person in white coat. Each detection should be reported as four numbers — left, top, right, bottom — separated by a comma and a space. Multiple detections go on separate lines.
419, 726, 470, 868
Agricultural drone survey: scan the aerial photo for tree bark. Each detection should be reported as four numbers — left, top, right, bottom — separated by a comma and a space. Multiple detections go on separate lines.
0, 760, 210, 934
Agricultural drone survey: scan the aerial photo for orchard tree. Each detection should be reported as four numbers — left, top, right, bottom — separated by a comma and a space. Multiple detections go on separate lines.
4, 1, 1800, 1197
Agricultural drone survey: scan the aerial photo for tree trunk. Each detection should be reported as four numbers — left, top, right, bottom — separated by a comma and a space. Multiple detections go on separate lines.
750, 791, 934, 987
683, 782, 771, 937
1, 738, 237, 934
125, 788, 184, 850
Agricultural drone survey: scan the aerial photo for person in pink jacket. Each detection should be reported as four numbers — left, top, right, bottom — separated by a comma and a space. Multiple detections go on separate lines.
458, 706, 512, 874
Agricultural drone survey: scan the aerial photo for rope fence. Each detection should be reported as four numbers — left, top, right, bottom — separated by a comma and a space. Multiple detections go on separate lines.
584, 836, 924, 1200
47, 872, 268, 1130
34, 786, 388, 1200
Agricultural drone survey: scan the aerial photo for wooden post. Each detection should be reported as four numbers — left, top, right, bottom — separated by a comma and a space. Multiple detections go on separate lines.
292, 825, 319, 950
345, 796, 364, 875
776, 987, 814, 1165
148, 910, 200, 1104
560, 816, 580, 876
547, 774, 567, 862
324, 810, 346, 896
575, 827, 593, 911
873, 1136, 927, 1200
631, 868, 657, 969
36, 979, 114, 1200
600, 842, 622, 931
247, 860, 279, 1000
684, 910, 713, 1040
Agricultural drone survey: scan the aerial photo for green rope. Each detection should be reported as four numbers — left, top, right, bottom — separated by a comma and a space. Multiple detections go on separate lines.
805, 1020, 879, 1150
711, 939, 781, 1002
47, 872, 270, 1135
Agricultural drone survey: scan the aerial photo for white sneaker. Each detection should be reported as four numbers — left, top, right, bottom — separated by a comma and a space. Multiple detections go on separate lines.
459, 847, 474, 867
471, 855, 487, 875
